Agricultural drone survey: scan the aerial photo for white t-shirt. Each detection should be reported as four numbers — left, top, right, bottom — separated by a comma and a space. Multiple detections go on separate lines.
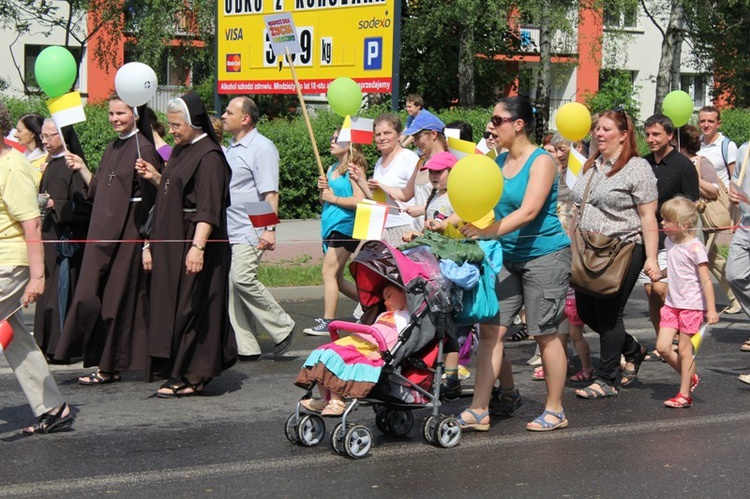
699, 132, 737, 189
373, 148, 419, 228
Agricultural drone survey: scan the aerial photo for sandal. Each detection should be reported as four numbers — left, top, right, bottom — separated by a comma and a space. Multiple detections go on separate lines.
526, 409, 568, 432
741, 340, 750, 352
78, 371, 121, 385
300, 398, 327, 413
489, 389, 522, 416
569, 368, 595, 382
691, 373, 700, 393
621, 345, 647, 387
507, 324, 529, 342
575, 379, 618, 399
321, 399, 347, 417
645, 349, 665, 362
664, 393, 693, 408
23, 403, 74, 435
457, 408, 491, 432
532, 366, 545, 380
156, 377, 211, 398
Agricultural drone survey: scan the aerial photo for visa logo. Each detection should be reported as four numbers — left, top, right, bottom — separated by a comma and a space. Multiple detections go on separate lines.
225, 28, 243, 40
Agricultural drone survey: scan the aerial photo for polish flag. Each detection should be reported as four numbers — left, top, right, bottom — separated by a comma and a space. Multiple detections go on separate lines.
4, 132, 26, 153
337, 115, 374, 145
244, 201, 281, 228
0, 318, 13, 355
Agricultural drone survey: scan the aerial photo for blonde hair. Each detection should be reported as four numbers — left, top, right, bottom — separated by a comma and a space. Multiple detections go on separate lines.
661, 196, 699, 233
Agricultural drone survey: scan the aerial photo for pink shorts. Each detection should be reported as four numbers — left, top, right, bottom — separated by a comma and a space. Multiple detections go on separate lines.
659, 305, 703, 335
564, 298, 584, 327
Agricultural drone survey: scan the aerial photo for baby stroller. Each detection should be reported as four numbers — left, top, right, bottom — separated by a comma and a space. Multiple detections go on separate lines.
284, 240, 462, 459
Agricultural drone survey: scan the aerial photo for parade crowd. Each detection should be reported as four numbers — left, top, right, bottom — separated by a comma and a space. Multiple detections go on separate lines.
3, 90, 750, 436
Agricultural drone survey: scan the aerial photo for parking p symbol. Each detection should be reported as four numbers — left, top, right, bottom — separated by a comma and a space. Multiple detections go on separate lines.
364, 37, 382, 70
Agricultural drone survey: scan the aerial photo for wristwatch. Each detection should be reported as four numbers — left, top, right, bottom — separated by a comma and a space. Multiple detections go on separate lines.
191, 242, 205, 251
265, 226, 276, 232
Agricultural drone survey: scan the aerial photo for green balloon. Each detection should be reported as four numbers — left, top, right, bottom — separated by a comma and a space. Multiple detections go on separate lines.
327, 77, 362, 117
662, 90, 694, 127
34, 46, 77, 98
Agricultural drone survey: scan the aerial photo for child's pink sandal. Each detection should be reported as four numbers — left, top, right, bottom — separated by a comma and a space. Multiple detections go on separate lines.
664, 393, 693, 408
569, 368, 595, 382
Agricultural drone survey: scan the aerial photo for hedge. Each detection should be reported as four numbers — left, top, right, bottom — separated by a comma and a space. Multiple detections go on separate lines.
5, 92, 750, 219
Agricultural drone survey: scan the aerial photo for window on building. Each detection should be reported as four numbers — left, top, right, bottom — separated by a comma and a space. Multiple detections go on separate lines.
124, 46, 186, 87
680, 74, 707, 108
604, 3, 638, 28
24, 44, 82, 94
599, 69, 637, 88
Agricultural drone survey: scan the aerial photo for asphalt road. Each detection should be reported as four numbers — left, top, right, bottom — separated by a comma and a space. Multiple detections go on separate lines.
2, 287, 750, 498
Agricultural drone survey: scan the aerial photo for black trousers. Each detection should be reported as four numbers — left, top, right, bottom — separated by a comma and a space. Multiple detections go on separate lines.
575, 244, 645, 385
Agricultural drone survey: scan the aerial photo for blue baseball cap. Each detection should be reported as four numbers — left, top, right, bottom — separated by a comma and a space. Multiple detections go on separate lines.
403, 109, 445, 136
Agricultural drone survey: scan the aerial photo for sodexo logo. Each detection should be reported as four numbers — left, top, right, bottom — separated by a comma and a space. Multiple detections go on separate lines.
357, 16, 391, 30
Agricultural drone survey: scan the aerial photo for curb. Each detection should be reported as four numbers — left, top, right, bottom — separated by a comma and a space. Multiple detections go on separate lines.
269, 285, 324, 302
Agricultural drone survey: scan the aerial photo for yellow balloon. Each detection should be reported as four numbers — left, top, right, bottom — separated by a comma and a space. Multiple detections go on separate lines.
447, 155, 503, 224
555, 102, 592, 141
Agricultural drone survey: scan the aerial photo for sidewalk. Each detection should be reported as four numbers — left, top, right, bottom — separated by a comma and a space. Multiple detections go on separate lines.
264, 219, 323, 265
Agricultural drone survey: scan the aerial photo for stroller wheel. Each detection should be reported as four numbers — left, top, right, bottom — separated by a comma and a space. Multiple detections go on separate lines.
344, 424, 373, 459
435, 416, 462, 448
375, 407, 392, 434
387, 410, 414, 437
284, 413, 301, 444
297, 414, 326, 447
330, 422, 347, 456
422, 415, 439, 444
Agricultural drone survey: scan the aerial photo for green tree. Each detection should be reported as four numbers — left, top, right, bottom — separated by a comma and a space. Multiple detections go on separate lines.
0, 0, 124, 93
687, 0, 750, 107
399, 0, 517, 109
584, 69, 641, 121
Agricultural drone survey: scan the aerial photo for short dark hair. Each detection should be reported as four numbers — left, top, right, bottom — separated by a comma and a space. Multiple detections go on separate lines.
445, 120, 473, 142
238, 96, 260, 125
406, 94, 423, 108
679, 124, 702, 155
699, 105, 721, 121
373, 113, 402, 134
644, 114, 675, 136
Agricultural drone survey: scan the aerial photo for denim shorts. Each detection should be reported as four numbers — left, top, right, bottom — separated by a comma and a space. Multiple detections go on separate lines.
491, 247, 571, 336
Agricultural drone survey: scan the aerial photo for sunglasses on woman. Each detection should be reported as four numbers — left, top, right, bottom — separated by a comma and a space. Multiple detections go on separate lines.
490, 115, 516, 127
482, 131, 498, 140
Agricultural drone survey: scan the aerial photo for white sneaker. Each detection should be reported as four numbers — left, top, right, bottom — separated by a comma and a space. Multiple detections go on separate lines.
726, 302, 742, 314
303, 318, 333, 336
526, 354, 542, 366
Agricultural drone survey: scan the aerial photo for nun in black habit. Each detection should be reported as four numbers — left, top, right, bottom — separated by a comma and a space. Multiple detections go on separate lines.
144, 91, 237, 397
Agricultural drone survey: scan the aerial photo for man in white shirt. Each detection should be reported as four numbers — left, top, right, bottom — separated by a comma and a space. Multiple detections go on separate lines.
698, 105, 741, 313
699, 105, 737, 189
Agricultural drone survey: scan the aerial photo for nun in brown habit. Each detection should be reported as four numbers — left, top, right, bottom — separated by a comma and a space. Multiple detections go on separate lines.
54, 95, 163, 381
143, 91, 237, 397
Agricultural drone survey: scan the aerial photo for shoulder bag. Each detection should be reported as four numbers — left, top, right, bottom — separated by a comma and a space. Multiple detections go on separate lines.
694, 155, 732, 232
570, 169, 636, 298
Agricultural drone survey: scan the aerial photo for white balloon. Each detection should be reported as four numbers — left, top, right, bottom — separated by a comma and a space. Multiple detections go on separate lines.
114, 62, 158, 107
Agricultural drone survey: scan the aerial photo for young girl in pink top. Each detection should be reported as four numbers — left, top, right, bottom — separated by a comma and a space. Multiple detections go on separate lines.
654, 197, 719, 408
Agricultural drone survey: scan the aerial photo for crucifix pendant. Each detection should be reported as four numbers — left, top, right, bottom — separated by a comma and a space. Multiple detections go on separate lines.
108, 172, 116, 186
164, 179, 170, 194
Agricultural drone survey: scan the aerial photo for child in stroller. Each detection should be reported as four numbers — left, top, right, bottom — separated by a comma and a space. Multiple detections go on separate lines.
294, 284, 409, 416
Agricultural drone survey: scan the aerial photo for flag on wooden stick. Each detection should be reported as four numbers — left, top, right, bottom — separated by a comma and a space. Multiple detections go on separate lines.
0, 317, 13, 355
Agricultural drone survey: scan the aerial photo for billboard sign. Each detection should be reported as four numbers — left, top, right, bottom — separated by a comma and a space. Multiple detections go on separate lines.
217, 0, 395, 94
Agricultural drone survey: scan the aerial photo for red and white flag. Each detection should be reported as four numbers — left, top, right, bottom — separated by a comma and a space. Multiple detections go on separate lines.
337, 115, 374, 145
244, 201, 281, 228
4, 132, 26, 153
0, 318, 13, 355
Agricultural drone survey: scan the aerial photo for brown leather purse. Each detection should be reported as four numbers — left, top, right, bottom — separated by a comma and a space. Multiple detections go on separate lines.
570, 170, 636, 298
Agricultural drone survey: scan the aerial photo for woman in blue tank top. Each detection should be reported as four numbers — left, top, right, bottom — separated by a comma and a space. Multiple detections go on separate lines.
302, 130, 368, 336
458, 96, 571, 432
